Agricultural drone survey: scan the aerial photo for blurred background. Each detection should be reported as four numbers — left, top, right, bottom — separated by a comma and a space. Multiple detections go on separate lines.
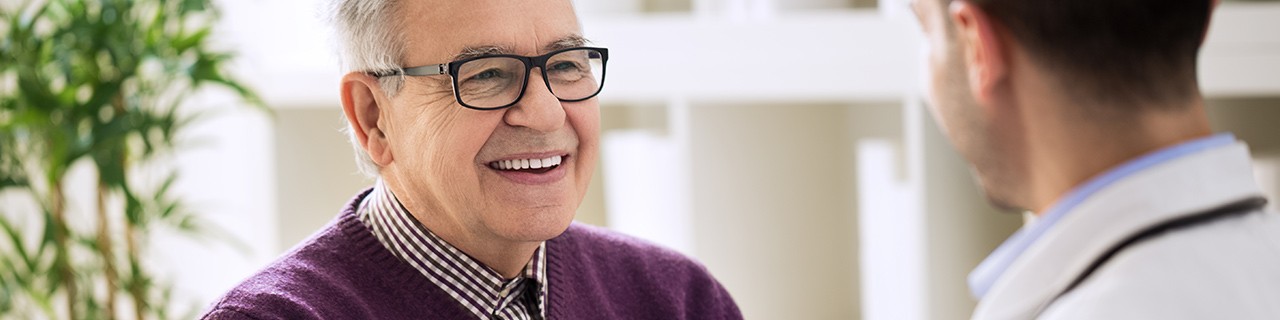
3, 0, 1280, 319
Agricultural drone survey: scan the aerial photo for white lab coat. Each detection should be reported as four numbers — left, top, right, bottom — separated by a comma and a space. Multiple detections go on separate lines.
972, 142, 1280, 320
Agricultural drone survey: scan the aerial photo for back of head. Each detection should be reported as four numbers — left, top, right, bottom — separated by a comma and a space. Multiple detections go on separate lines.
966, 0, 1212, 109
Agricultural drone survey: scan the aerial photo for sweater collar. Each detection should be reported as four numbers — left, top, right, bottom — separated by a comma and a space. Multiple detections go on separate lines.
356, 179, 548, 320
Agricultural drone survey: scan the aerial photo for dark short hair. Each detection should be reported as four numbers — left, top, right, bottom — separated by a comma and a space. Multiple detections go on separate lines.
957, 0, 1211, 108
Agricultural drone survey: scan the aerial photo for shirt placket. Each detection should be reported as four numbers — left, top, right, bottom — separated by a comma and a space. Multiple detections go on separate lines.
490, 278, 526, 319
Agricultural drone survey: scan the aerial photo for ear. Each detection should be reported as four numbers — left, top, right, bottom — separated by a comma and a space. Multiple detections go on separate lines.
341, 72, 395, 167
950, 1, 1008, 106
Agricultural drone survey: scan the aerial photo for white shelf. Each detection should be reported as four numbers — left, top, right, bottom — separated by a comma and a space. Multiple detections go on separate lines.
582, 11, 921, 104
221, 2, 1280, 109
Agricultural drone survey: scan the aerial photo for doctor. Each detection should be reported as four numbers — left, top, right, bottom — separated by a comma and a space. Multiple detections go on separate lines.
911, 0, 1280, 318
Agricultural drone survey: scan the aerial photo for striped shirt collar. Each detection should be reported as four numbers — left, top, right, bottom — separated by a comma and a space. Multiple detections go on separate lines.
356, 179, 548, 320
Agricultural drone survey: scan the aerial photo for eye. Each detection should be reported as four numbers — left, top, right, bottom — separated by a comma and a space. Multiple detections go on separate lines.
549, 61, 581, 72
471, 68, 504, 80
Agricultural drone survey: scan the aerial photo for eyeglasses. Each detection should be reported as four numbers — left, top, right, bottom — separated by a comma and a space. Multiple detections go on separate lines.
374, 47, 609, 110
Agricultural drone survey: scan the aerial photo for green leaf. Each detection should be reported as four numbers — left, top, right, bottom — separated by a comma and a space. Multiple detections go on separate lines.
172, 27, 211, 52
0, 216, 35, 273
123, 188, 145, 227
180, 0, 212, 15
0, 279, 12, 314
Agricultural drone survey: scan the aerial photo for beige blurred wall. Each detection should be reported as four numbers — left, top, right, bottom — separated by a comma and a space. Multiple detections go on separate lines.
1207, 97, 1280, 156
273, 108, 374, 250
688, 102, 867, 319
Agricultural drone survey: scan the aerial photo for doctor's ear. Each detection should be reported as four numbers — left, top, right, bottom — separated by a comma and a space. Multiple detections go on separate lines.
949, 0, 1010, 107
341, 72, 395, 167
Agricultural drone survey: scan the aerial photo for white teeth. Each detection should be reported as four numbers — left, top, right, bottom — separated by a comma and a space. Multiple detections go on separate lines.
491, 155, 563, 170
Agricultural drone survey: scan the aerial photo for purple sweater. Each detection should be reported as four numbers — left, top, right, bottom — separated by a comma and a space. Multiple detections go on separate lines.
202, 190, 742, 319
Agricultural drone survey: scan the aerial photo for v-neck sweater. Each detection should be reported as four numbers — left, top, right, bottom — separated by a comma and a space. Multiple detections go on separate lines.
201, 189, 742, 319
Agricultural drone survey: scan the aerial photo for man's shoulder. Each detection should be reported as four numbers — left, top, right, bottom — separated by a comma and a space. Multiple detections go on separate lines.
1044, 209, 1280, 319
201, 215, 391, 319
201, 248, 358, 319
1102, 207, 1280, 277
202, 272, 329, 320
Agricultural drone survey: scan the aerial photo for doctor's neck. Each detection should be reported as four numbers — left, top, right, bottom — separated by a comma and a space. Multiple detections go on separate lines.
1018, 93, 1214, 216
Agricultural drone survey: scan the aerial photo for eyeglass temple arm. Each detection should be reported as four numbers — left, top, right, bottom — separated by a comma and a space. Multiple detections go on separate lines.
374, 64, 447, 77
403, 64, 447, 76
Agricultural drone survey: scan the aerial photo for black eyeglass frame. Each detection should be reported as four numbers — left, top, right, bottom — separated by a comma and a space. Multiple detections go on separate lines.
373, 47, 610, 110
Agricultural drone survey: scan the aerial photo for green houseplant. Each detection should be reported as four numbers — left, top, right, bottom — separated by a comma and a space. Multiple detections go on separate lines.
0, 0, 260, 318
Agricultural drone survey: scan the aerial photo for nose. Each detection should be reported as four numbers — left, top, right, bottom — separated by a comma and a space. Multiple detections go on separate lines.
503, 69, 566, 133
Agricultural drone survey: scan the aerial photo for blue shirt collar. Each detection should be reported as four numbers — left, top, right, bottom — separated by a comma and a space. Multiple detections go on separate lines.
968, 133, 1237, 298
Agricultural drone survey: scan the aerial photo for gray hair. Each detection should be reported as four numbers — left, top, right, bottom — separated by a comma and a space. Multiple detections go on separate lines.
323, 0, 407, 178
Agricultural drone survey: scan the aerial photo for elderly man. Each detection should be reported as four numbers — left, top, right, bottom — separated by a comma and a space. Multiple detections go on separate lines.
911, 0, 1280, 319
201, 0, 740, 319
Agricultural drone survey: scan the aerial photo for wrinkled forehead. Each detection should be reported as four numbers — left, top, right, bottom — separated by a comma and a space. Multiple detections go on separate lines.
395, 0, 584, 64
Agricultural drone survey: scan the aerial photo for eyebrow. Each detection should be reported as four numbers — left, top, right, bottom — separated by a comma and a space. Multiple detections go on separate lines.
546, 35, 589, 52
453, 46, 510, 61
450, 35, 591, 61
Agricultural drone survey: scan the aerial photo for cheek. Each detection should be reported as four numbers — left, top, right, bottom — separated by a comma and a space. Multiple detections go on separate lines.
925, 36, 953, 85
922, 45, 952, 119
414, 110, 499, 179
566, 103, 600, 182
448, 116, 503, 167
922, 43, 970, 140
567, 102, 600, 149
918, 31, 951, 100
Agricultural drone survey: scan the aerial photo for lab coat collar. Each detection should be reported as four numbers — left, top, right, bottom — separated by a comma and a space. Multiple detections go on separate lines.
972, 141, 1266, 320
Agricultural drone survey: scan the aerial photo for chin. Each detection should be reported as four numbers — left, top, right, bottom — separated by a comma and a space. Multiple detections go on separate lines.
982, 192, 1024, 213
490, 206, 577, 242
972, 169, 1027, 213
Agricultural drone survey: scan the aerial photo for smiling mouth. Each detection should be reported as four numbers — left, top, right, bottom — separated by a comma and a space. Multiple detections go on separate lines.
487, 155, 566, 174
